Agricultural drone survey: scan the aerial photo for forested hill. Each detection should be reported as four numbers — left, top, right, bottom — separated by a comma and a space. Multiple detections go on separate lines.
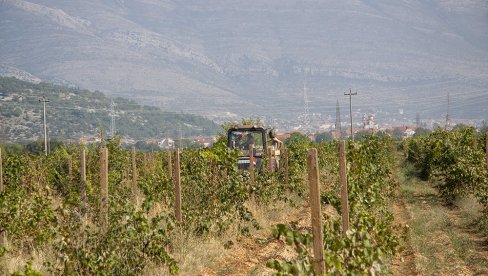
0, 77, 221, 142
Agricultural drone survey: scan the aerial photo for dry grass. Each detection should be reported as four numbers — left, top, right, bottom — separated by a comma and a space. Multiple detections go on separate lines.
398, 160, 488, 275
0, 241, 55, 275
145, 193, 306, 276
456, 195, 482, 222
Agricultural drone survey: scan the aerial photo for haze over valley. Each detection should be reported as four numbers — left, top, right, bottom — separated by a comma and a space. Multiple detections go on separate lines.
1, 0, 487, 130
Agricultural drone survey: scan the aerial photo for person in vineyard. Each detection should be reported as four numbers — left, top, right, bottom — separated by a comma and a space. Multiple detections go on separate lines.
268, 128, 283, 170
240, 132, 255, 150
269, 128, 283, 149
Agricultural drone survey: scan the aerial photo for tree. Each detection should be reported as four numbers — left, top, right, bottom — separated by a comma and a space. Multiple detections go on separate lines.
315, 132, 333, 143
134, 141, 160, 152
284, 132, 311, 146
392, 128, 404, 139
221, 117, 264, 132
452, 123, 469, 130
413, 128, 431, 137
479, 120, 488, 134
354, 131, 373, 141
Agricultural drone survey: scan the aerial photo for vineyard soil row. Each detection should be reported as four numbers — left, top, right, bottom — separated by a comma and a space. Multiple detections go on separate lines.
394, 154, 488, 275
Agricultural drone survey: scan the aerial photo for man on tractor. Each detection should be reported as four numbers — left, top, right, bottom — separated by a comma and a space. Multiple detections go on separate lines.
227, 125, 282, 171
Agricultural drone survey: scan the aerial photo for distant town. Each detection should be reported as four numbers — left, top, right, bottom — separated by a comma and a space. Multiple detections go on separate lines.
73, 108, 486, 151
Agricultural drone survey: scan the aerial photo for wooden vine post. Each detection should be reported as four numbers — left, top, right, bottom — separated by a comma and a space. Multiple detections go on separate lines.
167, 150, 173, 179
80, 149, 87, 210
131, 147, 138, 202
267, 146, 274, 173
307, 148, 326, 274
339, 140, 350, 237
486, 133, 488, 167
67, 156, 73, 186
249, 144, 255, 183
0, 148, 3, 194
284, 148, 289, 185
147, 153, 153, 174
174, 149, 182, 223
143, 153, 148, 177
100, 147, 109, 232
0, 148, 5, 247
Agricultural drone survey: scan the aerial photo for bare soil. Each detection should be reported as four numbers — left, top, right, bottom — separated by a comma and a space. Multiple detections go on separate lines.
391, 198, 417, 276
202, 205, 311, 276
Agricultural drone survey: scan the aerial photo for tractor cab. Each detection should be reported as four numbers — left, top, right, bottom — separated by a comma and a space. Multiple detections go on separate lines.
227, 126, 280, 171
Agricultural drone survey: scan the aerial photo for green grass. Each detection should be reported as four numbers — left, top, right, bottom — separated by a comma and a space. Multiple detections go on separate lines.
397, 159, 488, 275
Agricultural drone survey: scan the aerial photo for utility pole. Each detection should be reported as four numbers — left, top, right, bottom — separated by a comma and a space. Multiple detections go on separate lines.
303, 84, 310, 133
109, 100, 117, 138
445, 92, 450, 130
39, 97, 50, 156
178, 125, 182, 149
335, 99, 342, 140
344, 89, 357, 141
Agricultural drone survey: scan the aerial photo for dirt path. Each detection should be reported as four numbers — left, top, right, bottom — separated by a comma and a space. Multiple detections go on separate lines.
206, 205, 311, 276
444, 205, 488, 275
391, 198, 417, 275
394, 158, 488, 276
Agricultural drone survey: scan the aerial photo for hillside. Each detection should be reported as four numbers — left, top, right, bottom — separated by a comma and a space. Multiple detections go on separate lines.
0, 77, 221, 142
1, 0, 487, 119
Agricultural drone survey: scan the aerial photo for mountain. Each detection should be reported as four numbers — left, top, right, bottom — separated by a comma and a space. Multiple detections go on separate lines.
0, 77, 221, 142
1, 0, 487, 121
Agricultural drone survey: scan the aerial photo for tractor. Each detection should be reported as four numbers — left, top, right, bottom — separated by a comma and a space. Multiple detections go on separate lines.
227, 125, 281, 171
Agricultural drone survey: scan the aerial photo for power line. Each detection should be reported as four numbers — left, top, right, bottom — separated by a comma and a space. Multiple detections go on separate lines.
344, 88, 357, 141
109, 100, 117, 137
2, 87, 486, 112
335, 99, 342, 139
303, 83, 310, 133
39, 97, 50, 156
445, 92, 450, 130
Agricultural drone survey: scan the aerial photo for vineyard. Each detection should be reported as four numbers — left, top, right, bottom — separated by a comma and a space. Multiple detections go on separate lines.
403, 127, 488, 235
0, 128, 487, 275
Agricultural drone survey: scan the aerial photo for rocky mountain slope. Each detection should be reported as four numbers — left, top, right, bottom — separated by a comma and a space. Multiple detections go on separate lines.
1, 0, 487, 119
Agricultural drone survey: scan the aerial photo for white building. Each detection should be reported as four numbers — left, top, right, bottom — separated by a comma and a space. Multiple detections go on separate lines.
158, 138, 175, 149
404, 128, 415, 138
363, 114, 379, 131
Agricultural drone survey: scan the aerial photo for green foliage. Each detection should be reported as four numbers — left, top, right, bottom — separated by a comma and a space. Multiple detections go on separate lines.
0, 155, 57, 248
354, 131, 375, 141
413, 127, 431, 137
11, 262, 42, 276
133, 140, 161, 152
221, 117, 264, 132
404, 127, 488, 201
1, 128, 311, 274
392, 128, 404, 139
0, 141, 179, 274
48, 203, 178, 275
0, 76, 220, 141
404, 127, 488, 234
284, 132, 312, 147
179, 140, 254, 234
1, 130, 403, 274
1, 140, 65, 155
266, 224, 313, 275
315, 132, 333, 143
268, 136, 400, 275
